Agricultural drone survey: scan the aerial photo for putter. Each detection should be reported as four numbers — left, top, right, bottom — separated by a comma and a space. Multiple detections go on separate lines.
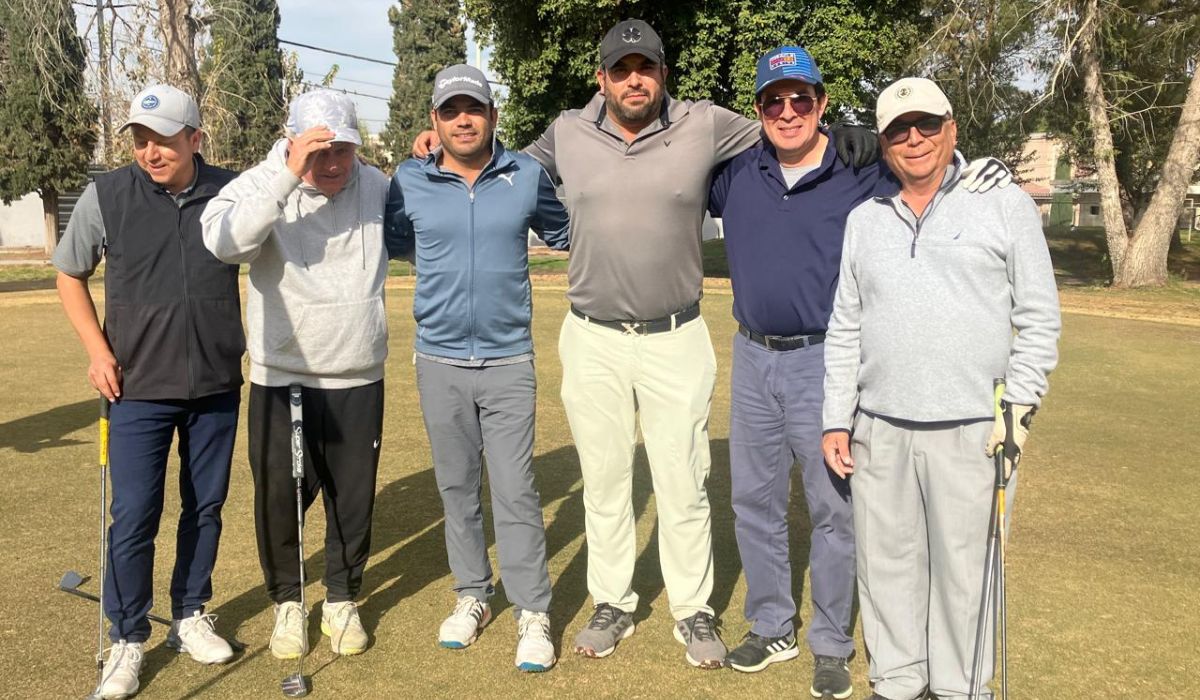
83, 396, 111, 700
970, 380, 1013, 700
281, 384, 309, 698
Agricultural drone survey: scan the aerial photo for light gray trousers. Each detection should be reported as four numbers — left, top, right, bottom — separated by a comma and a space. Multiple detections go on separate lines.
851, 411, 1017, 700
415, 357, 551, 614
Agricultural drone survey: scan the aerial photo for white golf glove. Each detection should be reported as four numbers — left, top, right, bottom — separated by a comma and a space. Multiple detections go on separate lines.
985, 402, 1035, 479
960, 156, 1012, 192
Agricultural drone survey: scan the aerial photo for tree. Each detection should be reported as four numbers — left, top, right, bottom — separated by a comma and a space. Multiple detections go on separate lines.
0, 0, 98, 254
200, 0, 289, 170
382, 0, 466, 163
157, 0, 202, 96
464, 0, 924, 147
1042, 0, 1200, 286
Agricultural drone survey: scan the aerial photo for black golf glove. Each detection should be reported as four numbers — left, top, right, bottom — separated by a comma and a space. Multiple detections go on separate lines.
831, 123, 879, 168
986, 401, 1035, 480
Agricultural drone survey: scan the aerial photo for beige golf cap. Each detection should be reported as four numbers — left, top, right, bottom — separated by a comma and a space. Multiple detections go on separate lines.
876, 77, 953, 133
120, 84, 201, 137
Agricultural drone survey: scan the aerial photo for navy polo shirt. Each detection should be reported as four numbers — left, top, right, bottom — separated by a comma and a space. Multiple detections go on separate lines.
709, 133, 895, 336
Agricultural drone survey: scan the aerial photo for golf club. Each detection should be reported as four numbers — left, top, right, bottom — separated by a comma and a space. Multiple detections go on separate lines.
970, 380, 1013, 700
83, 396, 110, 700
281, 384, 309, 698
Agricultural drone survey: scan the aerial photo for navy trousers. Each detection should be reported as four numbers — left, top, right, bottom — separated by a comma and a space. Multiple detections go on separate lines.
104, 390, 240, 642
729, 332, 855, 657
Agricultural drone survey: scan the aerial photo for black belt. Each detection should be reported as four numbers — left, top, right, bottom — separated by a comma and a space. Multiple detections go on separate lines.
571, 303, 701, 335
738, 324, 825, 351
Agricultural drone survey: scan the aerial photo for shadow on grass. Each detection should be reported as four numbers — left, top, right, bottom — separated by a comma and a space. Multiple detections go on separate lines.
0, 398, 93, 453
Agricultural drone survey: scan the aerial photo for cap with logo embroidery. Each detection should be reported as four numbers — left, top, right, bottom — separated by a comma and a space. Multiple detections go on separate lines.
286, 89, 363, 145
599, 19, 665, 70
431, 64, 493, 108
120, 84, 201, 137
875, 77, 953, 133
755, 46, 823, 96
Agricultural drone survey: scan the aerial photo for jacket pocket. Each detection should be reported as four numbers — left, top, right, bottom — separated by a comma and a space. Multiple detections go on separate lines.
268, 297, 388, 375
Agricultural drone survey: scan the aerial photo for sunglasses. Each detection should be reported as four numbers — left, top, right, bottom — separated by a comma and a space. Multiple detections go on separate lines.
759, 93, 817, 119
883, 115, 945, 144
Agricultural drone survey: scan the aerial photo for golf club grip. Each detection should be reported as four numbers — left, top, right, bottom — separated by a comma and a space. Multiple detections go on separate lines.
98, 396, 110, 467
289, 385, 303, 479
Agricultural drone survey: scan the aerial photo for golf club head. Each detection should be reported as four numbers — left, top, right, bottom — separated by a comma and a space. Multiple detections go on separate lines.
60, 570, 88, 591
281, 673, 309, 697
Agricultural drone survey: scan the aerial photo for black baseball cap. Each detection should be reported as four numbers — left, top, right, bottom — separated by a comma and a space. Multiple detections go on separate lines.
599, 19, 665, 70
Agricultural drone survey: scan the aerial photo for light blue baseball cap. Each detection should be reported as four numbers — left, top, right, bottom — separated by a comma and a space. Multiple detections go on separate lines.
755, 46, 823, 96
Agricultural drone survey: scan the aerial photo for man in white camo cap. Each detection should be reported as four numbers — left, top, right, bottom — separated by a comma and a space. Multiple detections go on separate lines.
203, 88, 391, 661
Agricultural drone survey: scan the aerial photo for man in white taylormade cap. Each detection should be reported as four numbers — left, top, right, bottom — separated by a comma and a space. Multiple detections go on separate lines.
53, 83, 244, 699
821, 77, 1060, 700
203, 89, 391, 662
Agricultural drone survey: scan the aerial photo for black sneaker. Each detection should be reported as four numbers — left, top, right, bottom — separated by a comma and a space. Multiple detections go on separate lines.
811, 654, 853, 699
725, 630, 800, 672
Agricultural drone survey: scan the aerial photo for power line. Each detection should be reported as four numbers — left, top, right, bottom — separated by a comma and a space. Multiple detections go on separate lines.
301, 69, 393, 91
281, 39, 396, 67
299, 81, 390, 103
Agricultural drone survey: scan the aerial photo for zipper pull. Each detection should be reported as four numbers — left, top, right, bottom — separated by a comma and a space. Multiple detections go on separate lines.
469, 191, 475, 202
910, 237, 917, 258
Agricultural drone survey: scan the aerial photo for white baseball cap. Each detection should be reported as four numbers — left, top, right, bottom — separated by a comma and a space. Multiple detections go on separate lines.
876, 77, 953, 133
120, 84, 201, 137
286, 89, 362, 146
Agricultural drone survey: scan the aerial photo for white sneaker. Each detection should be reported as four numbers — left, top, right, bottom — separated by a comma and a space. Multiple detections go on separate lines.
270, 601, 308, 660
438, 596, 491, 649
321, 600, 368, 655
515, 610, 556, 672
167, 610, 234, 664
97, 640, 143, 700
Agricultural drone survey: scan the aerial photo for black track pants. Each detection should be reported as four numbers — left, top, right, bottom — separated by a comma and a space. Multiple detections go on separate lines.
248, 381, 383, 603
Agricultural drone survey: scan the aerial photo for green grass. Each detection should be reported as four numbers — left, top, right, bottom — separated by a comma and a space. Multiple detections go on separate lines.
1, 285, 1197, 697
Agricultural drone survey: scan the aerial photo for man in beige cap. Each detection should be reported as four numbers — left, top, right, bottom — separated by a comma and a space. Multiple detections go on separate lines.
54, 83, 244, 699
821, 77, 1060, 700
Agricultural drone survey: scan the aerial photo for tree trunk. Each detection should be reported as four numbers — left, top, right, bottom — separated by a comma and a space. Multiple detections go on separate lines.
1115, 61, 1200, 287
42, 190, 59, 257
156, 0, 201, 97
96, 0, 113, 165
1078, 0, 1130, 280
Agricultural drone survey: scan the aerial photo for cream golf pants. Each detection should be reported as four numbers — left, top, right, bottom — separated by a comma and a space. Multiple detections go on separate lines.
558, 310, 717, 620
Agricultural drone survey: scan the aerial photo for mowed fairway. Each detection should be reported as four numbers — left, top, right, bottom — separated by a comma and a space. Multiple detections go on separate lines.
1, 281, 1197, 699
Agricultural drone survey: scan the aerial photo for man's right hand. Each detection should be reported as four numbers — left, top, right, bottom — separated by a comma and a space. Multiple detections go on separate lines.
412, 130, 440, 158
286, 126, 335, 179
88, 350, 122, 401
822, 430, 855, 479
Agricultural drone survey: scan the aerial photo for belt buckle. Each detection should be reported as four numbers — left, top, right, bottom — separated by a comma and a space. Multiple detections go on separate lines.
620, 320, 649, 336
763, 333, 784, 350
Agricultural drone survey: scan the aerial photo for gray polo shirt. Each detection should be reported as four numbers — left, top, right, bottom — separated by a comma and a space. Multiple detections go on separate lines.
525, 93, 759, 321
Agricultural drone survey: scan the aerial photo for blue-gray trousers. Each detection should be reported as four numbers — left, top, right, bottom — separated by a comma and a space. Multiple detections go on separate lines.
729, 332, 855, 657
415, 357, 552, 614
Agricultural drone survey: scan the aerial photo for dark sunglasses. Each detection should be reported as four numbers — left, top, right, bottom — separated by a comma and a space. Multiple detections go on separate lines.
883, 115, 945, 144
759, 93, 816, 119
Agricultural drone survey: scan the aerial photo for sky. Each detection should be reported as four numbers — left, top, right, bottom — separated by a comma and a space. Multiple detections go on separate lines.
278, 0, 489, 135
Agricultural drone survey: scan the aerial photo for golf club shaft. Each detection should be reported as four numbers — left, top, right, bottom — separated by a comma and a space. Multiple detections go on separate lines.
998, 485, 1009, 700
59, 584, 172, 626
95, 396, 110, 684
289, 384, 307, 689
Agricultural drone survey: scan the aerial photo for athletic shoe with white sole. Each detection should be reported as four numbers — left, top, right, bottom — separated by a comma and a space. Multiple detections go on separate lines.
97, 640, 143, 700
811, 654, 853, 699
166, 610, 235, 664
438, 597, 491, 649
573, 603, 635, 658
673, 611, 726, 669
270, 601, 308, 660
321, 600, 368, 655
725, 630, 800, 672
515, 610, 556, 672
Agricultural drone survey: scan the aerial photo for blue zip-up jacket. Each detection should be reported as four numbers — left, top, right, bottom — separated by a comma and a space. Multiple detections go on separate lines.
385, 140, 569, 361
709, 131, 893, 336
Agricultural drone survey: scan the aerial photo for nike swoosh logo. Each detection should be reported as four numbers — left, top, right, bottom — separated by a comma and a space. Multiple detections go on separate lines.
373, 438, 380, 449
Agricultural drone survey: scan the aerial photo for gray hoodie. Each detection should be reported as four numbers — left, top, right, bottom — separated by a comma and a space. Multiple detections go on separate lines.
822, 153, 1061, 430
201, 139, 390, 389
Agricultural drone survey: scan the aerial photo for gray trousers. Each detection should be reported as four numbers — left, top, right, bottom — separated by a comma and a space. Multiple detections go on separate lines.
729, 333, 855, 656
415, 357, 552, 614
852, 411, 1017, 700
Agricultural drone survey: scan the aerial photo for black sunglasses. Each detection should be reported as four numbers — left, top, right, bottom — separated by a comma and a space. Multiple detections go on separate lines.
883, 115, 945, 144
759, 93, 816, 119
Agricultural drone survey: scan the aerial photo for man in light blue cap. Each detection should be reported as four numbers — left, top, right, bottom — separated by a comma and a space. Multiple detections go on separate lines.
203, 88, 390, 661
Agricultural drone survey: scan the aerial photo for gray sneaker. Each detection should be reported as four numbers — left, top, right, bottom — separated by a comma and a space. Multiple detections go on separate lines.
672, 611, 726, 669
573, 603, 635, 658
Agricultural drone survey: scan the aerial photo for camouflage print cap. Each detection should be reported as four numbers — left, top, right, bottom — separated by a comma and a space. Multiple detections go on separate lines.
285, 89, 363, 145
